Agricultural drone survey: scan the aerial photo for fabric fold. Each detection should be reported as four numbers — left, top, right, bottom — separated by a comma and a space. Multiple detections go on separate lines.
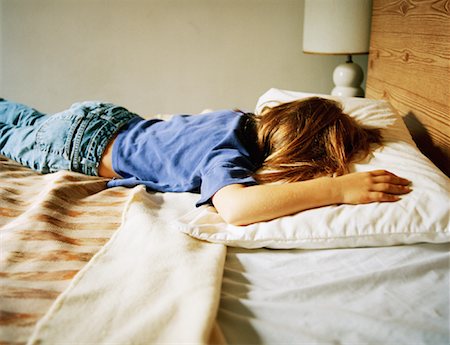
28, 187, 226, 344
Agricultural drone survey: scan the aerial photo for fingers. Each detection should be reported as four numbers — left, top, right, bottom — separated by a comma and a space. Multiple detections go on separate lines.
370, 170, 411, 186
363, 189, 408, 203
370, 182, 411, 195
339, 170, 413, 205
366, 170, 412, 202
367, 191, 401, 202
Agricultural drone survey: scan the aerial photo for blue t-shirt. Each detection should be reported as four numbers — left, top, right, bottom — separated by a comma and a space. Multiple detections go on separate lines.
107, 110, 261, 206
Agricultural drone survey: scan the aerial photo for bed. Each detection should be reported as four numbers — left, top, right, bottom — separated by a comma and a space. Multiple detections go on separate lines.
1, 0, 449, 344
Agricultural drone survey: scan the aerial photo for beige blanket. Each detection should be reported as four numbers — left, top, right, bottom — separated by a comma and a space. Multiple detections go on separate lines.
0, 156, 226, 344
28, 189, 226, 344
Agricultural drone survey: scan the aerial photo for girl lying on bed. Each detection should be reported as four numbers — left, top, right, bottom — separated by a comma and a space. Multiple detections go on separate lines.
0, 97, 411, 225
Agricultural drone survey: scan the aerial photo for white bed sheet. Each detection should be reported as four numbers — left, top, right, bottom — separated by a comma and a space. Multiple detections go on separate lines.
217, 243, 449, 344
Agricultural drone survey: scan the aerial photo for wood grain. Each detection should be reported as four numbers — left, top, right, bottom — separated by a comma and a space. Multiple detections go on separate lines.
366, 0, 450, 175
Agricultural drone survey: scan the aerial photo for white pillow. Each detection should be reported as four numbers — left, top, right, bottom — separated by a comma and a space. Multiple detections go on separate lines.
176, 89, 450, 249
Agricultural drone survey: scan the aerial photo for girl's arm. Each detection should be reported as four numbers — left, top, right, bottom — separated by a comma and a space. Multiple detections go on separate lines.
212, 170, 411, 226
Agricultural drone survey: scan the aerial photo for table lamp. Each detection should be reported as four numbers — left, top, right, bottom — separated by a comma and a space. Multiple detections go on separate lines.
303, 0, 372, 97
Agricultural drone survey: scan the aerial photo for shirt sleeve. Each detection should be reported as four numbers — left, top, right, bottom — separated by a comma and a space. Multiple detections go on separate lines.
106, 176, 140, 188
197, 161, 258, 207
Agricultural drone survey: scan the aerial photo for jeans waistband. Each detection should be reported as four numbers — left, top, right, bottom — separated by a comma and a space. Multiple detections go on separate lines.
69, 102, 141, 176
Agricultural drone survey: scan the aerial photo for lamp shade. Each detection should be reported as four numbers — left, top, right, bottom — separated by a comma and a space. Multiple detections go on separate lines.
303, 0, 372, 55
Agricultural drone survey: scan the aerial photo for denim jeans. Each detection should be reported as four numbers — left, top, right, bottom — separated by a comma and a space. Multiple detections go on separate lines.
0, 99, 141, 176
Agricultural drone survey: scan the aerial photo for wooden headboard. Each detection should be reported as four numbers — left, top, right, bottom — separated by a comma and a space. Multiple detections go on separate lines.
366, 0, 450, 176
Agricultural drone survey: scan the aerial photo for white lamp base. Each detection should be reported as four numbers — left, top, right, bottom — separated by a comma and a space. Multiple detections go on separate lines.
331, 55, 364, 97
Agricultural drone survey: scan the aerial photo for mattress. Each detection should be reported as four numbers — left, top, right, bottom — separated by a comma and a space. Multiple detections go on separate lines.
218, 243, 450, 344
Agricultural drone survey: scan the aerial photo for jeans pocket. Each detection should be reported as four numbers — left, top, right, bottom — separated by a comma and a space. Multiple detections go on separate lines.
36, 112, 75, 158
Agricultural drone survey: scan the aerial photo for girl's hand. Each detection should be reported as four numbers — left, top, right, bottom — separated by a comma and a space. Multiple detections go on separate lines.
335, 170, 412, 205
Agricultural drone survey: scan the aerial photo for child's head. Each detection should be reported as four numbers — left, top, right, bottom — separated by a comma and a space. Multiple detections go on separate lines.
254, 97, 381, 183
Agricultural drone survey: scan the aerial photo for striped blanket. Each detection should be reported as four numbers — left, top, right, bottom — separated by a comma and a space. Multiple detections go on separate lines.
0, 156, 132, 344
0, 155, 225, 344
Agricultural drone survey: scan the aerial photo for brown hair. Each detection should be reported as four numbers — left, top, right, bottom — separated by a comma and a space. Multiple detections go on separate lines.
253, 97, 382, 183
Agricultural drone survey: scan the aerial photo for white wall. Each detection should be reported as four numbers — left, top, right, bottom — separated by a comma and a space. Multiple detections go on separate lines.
1, 0, 368, 115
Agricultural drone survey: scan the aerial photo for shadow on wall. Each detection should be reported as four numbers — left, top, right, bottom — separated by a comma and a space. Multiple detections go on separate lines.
403, 112, 449, 177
